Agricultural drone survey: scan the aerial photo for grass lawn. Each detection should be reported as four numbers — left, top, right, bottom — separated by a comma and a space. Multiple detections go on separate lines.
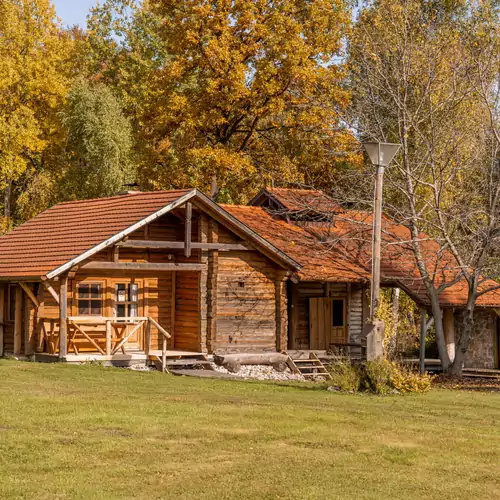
1, 361, 500, 499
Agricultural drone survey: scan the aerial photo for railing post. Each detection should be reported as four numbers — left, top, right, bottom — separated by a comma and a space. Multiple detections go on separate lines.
106, 320, 111, 356
162, 335, 167, 373
145, 319, 151, 356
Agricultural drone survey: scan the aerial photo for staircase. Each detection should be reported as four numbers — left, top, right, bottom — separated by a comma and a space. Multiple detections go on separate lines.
148, 351, 214, 373
284, 351, 332, 380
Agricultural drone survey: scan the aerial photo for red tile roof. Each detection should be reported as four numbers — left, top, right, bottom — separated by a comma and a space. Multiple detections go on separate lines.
229, 201, 500, 308
0, 190, 192, 278
251, 187, 341, 213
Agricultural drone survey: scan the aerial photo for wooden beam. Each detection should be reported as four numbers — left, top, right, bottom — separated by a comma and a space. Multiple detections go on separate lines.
207, 219, 218, 353
0, 284, 4, 357
289, 281, 299, 349
116, 240, 251, 251
80, 262, 206, 272
171, 272, 176, 349
14, 286, 22, 355
185, 201, 192, 258
275, 271, 288, 351
59, 276, 68, 359
42, 282, 59, 305
18, 282, 40, 308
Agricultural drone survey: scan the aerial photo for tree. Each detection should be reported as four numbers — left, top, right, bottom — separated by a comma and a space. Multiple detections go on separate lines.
0, 0, 71, 227
60, 79, 135, 199
349, 0, 500, 374
85, 0, 361, 202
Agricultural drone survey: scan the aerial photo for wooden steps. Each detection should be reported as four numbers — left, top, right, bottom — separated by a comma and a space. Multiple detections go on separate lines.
284, 352, 332, 380
148, 351, 214, 373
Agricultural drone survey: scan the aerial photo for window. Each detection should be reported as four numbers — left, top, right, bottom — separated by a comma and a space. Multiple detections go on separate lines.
332, 299, 344, 327
77, 283, 102, 315
115, 283, 139, 318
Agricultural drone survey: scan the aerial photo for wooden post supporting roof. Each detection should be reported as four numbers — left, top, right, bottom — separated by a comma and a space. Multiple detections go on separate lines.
288, 281, 299, 349
59, 276, 68, 359
0, 284, 4, 357
206, 219, 218, 352
185, 201, 192, 258
14, 286, 22, 355
199, 214, 209, 353
275, 271, 288, 351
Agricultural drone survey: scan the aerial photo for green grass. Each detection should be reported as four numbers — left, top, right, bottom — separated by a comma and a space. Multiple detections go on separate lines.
1, 360, 500, 499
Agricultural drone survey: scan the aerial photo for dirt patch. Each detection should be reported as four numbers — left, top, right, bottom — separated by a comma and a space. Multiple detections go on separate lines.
434, 375, 500, 392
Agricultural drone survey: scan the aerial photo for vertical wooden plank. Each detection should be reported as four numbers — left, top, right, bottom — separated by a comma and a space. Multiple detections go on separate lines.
59, 276, 68, 359
184, 202, 192, 258
0, 284, 5, 357
14, 286, 22, 355
207, 219, 218, 353
171, 272, 176, 349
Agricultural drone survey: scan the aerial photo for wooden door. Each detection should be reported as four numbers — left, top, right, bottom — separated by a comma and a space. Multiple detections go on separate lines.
110, 279, 143, 349
309, 298, 347, 350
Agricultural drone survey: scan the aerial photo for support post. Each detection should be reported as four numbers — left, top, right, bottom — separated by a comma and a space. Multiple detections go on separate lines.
419, 308, 427, 375
289, 281, 299, 349
184, 202, 192, 258
275, 271, 288, 351
0, 284, 4, 357
14, 286, 22, 355
59, 276, 68, 359
207, 219, 218, 352
106, 319, 112, 355
198, 214, 209, 353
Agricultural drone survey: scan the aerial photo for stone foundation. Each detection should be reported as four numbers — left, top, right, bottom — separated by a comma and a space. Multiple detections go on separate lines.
455, 310, 497, 369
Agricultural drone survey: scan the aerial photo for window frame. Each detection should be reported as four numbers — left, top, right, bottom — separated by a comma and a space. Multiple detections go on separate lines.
76, 281, 104, 316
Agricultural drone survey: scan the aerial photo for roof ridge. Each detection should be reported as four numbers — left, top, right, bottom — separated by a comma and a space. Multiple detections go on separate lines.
53, 189, 193, 207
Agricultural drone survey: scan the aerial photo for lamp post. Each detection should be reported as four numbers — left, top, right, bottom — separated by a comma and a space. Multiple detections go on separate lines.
362, 141, 400, 359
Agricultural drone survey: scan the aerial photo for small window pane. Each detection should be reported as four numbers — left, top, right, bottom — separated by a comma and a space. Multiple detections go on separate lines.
129, 303, 138, 317
117, 304, 126, 317
90, 300, 102, 315
78, 284, 90, 298
79, 300, 90, 315
129, 284, 138, 302
90, 284, 100, 299
332, 300, 344, 327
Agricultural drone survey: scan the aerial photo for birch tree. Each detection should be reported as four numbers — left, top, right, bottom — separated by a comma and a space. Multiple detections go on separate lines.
349, 0, 500, 375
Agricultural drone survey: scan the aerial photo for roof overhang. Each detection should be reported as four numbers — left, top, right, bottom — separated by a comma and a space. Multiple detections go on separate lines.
45, 189, 300, 280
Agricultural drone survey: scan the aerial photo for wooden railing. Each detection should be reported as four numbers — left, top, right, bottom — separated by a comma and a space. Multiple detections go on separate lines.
39, 316, 171, 361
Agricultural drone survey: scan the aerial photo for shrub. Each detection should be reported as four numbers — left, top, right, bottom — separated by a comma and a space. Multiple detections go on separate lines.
328, 358, 433, 394
328, 358, 361, 392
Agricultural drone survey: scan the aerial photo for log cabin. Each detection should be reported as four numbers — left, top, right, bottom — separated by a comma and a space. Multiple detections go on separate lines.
0, 186, 499, 370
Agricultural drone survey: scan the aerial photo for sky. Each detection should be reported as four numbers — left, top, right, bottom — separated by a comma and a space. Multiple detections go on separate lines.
52, 0, 99, 28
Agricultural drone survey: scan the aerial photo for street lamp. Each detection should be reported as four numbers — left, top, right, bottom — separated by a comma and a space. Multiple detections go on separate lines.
362, 141, 400, 359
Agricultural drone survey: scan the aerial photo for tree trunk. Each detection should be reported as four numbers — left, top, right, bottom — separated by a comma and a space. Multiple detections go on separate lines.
448, 308, 474, 377
428, 291, 451, 370
390, 288, 400, 354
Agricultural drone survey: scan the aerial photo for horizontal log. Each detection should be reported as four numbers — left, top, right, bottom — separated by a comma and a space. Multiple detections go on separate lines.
213, 353, 287, 367
80, 262, 205, 272
117, 240, 251, 251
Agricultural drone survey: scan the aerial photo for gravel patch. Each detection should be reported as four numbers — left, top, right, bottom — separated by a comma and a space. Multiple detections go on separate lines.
212, 363, 306, 381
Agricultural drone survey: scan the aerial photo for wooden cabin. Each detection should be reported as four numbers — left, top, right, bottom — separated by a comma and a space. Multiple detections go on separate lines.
0, 190, 298, 363
0, 186, 500, 369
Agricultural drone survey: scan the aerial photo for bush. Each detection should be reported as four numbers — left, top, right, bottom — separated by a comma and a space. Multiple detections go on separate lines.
328, 358, 433, 394
327, 358, 361, 392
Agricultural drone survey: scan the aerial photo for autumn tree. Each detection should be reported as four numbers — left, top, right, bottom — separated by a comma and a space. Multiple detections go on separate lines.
0, 0, 72, 227
349, 0, 500, 374
84, 0, 360, 202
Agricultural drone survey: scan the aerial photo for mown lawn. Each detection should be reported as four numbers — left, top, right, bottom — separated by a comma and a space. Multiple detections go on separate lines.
0, 360, 500, 499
